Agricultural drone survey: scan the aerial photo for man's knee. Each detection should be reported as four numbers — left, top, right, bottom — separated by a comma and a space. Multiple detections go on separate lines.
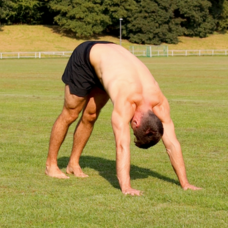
82, 111, 98, 124
60, 109, 80, 125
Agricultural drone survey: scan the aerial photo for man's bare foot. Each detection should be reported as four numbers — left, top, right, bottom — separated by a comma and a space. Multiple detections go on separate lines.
45, 166, 69, 179
66, 165, 89, 177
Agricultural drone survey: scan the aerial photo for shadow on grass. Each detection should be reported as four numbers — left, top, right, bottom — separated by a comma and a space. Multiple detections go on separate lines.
58, 156, 179, 189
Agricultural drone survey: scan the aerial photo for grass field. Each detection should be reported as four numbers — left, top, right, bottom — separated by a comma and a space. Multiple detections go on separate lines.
0, 56, 228, 227
0, 25, 228, 52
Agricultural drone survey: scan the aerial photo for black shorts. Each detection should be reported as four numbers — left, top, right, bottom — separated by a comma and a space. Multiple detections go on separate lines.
62, 41, 112, 97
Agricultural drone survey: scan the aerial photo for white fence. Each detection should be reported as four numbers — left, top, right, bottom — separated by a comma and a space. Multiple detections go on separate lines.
0, 49, 228, 59
130, 48, 228, 57
0, 51, 72, 59
165, 49, 227, 57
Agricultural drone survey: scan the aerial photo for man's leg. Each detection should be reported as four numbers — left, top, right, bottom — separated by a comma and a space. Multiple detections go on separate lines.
66, 87, 109, 177
46, 85, 88, 178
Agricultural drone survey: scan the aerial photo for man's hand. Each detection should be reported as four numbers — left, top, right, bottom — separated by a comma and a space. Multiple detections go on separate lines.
182, 183, 202, 191
122, 188, 142, 196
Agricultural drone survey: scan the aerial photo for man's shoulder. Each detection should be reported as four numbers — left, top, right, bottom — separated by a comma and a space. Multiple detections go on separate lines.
152, 95, 171, 123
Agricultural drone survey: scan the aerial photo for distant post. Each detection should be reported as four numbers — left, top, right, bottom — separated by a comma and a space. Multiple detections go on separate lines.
119, 18, 123, 46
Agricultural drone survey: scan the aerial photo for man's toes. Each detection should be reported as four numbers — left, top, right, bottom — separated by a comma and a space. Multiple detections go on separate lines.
76, 173, 89, 178
45, 168, 69, 179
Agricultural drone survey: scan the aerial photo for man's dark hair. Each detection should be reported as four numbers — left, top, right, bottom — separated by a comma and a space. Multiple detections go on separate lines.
133, 110, 163, 149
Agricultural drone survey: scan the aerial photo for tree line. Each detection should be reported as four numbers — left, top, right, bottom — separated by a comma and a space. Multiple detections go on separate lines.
0, 0, 228, 44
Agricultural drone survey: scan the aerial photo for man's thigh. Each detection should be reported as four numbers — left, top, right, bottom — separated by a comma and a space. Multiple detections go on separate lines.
83, 87, 109, 116
63, 85, 88, 117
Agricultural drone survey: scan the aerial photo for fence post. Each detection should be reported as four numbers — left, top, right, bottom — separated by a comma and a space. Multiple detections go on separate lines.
39, 52, 41, 58
146, 46, 149, 57
199, 50, 201, 56
0, 53, 2, 59
18, 53, 20, 59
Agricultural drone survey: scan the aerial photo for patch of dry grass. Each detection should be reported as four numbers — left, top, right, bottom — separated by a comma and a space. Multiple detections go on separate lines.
0, 25, 227, 52
167, 33, 228, 50
0, 25, 130, 52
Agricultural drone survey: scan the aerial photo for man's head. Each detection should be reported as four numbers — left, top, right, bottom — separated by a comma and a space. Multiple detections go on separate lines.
132, 110, 163, 149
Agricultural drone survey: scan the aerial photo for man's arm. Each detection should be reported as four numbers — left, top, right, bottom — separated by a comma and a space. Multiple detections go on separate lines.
111, 100, 141, 195
162, 120, 201, 190
153, 98, 202, 190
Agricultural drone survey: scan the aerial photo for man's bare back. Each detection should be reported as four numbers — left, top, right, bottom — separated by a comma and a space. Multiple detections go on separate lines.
90, 43, 163, 107
46, 41, 201, 195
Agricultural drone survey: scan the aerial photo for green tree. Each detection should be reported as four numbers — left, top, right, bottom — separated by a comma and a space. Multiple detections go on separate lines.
39, 0, 56, 24
0, 0, 48, 24
0, 0, 17, 24
16, 0, 42, 24
49, 0, 110, 37
102, 0, 137, 36
209, 0, 224, 21
126, 0, 183, 44
176, 0, 216, 37
216, 0, 228, 31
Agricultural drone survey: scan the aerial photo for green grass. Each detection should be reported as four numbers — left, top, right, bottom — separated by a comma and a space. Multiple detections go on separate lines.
0, 57, 228, 227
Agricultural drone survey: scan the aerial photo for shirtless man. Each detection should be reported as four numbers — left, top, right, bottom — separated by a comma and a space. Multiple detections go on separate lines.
46, 41, 201, 195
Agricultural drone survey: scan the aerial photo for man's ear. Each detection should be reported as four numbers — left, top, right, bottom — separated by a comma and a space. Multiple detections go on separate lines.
132, 117, 140, 128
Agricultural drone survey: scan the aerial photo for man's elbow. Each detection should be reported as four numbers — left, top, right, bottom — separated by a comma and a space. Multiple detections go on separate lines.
165, 141, 181, 155
165, 147, 172, 155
